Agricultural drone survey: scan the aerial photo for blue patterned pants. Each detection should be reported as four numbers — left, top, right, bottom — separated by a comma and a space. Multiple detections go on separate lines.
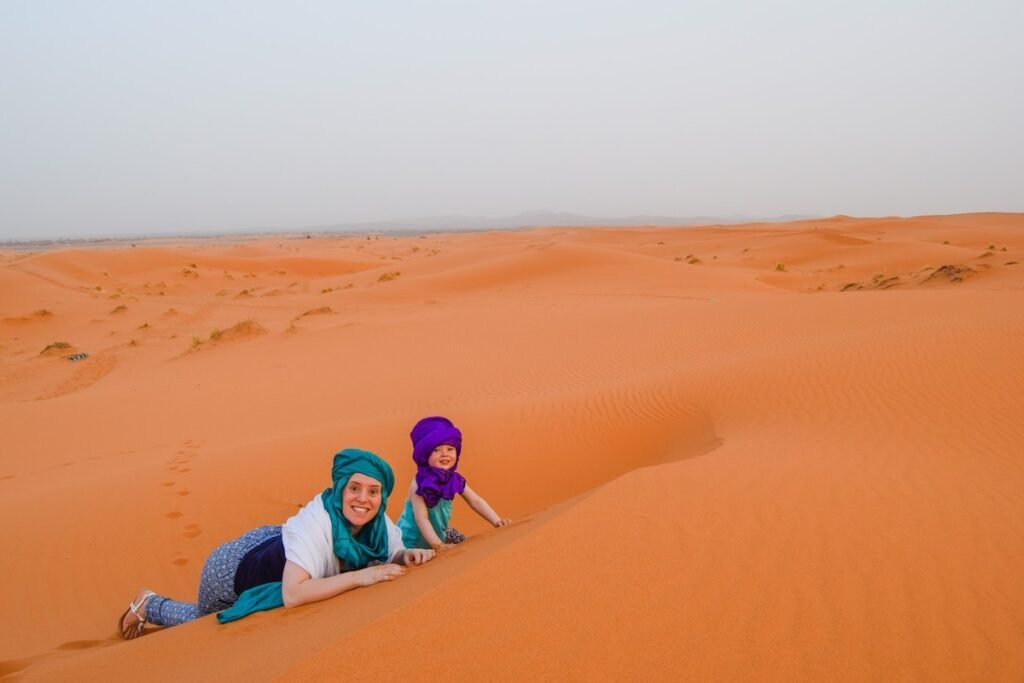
146, 525, 281, 627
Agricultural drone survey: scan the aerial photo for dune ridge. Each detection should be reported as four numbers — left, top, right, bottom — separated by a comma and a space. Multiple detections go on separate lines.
1, 214, 1023, 681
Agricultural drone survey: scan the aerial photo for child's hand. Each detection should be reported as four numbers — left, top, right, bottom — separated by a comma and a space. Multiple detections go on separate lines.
357, 563, 405, 587
493, 518, 511, 528
403, 548, 435, 566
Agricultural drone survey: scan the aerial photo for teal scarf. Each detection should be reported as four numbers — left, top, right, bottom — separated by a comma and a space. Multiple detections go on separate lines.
218, 448, 395, 624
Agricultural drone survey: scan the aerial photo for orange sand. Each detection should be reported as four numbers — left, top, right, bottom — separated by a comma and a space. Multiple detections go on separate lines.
1, 214, 1023, 680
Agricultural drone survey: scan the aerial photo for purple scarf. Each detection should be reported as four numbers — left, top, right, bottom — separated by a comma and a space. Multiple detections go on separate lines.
411, 416, 467, 508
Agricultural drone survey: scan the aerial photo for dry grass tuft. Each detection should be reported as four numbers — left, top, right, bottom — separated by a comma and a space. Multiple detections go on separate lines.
299, 307, 334, 318
208, 320, 267, 344
40, 341, 72, 356
924, 264, 975, 283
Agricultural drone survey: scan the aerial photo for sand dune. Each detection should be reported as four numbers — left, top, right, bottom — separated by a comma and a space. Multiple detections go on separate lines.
1, 214, 1023, 680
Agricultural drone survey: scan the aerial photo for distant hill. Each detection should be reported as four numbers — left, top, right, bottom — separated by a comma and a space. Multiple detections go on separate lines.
304, 210, 819, 234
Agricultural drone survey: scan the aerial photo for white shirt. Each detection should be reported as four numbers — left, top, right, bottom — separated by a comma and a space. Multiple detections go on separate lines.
281, 494, 405, 579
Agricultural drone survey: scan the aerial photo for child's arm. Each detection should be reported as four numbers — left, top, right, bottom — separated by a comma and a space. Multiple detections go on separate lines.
409, 480, 448, 550
461, 485, 511, 527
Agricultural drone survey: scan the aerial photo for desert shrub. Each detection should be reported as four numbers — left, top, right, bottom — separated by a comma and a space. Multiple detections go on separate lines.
40, 341, 71, 354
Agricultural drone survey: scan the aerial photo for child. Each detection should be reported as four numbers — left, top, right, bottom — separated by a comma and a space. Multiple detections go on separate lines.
397, 416, 510, 550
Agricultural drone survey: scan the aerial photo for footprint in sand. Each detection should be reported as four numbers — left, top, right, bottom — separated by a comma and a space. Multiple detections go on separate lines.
166, 455, 191, 470
166, 511, 183, 519
172, 558, 188, 566
161, 481, 175, 487
176, 490, 190, 496
182, 524, 202, 538
178, 467, 191, 473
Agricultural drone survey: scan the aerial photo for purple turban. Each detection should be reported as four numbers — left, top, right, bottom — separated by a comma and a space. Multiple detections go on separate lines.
411, 416, 467, 508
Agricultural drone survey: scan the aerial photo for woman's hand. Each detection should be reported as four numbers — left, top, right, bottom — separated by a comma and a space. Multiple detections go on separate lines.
402, 548, 435, 566
356, 563, 405, 587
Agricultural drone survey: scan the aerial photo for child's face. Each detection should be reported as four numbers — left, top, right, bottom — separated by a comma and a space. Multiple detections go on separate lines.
428, 444, 458, 470
341, 473, 383, 529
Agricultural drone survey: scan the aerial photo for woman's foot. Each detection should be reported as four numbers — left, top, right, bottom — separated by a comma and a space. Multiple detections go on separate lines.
119, 589, 156, 640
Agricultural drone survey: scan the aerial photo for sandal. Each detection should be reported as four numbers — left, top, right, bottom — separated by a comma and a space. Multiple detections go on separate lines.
118, 589, 156, 640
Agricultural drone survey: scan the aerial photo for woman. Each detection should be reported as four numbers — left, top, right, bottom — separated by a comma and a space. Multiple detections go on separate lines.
120, 448, 433, 637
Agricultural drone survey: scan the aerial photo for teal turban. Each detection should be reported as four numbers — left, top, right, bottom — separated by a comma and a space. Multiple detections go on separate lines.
320, 448, 395, 570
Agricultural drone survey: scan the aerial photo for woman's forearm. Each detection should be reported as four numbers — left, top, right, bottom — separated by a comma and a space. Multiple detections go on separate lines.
282, 562, 365, 608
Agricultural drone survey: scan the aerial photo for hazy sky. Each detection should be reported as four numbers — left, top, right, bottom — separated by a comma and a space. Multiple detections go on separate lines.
2, 1, 1021, 239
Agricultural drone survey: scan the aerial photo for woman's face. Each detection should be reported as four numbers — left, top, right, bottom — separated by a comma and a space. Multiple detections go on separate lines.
427, 444, 458, 470
342, 473, 383, 530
